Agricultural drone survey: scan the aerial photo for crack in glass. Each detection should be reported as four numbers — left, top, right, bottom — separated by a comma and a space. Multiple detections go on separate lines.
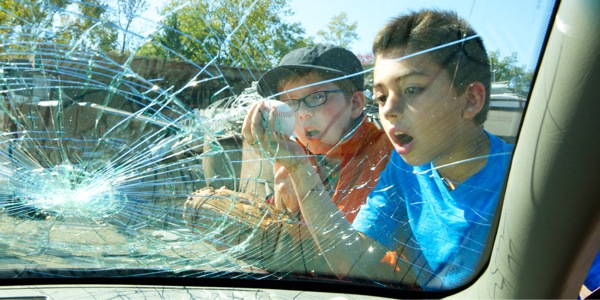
0, 0, 549, 295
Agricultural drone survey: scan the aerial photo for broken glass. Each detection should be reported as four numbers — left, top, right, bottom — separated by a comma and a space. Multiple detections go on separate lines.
0, 0, 555, 295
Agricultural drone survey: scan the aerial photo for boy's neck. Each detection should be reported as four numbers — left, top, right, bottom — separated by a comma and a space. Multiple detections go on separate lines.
436, 129, 491, 187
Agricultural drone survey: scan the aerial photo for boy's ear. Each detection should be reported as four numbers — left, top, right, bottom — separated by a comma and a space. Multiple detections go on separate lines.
350, 91, 366, 119
462, 81, 486, 120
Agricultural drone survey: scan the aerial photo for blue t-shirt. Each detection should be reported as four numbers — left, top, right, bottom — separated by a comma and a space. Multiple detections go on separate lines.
353, 132, 513, 290
583, 251, 600, 298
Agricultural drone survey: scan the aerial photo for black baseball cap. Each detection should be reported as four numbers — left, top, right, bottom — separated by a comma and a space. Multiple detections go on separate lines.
257, 44, 364, 97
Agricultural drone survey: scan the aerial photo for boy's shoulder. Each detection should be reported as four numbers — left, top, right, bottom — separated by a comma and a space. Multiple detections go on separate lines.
487, 131, 514, 150
384, 131, 513, 182
486, 131, 515, 164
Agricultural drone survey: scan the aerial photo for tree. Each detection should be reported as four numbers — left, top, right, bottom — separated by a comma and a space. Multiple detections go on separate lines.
0, 0, 70, 56
117, 0, 150, 54
49, 0, 118, 53
137, 12, 184, 59
136, 0, 308, 69
0, 0, 70, 34
0, 0, 120, 58
316, 12, 358, 49
489, 50, 533, 97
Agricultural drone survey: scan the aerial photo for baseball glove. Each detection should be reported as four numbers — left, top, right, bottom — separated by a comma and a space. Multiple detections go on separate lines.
183, 186, 289, 231
183, 186, 331, 275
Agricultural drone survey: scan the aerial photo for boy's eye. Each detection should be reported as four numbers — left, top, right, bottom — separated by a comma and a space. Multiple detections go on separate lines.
375, 94, 387, 104
403, 86, 423, 95
307, 92, 325, 103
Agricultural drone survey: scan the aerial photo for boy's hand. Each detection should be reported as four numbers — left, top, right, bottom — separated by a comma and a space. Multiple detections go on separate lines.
273, 163, 299, 214
242, 100, 305, 168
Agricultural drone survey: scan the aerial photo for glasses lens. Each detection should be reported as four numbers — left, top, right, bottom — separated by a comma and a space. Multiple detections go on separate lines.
305, 91, 327, 107
281, 99, 299, 111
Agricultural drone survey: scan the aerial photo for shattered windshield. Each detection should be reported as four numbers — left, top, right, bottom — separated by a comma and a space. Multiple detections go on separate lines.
0, 0, 554, 295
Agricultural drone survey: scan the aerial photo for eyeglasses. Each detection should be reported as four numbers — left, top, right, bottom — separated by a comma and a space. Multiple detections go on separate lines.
280, 89, 346, 112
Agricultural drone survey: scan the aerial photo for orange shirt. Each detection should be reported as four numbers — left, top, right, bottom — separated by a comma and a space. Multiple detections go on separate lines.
305, 115, 393, 222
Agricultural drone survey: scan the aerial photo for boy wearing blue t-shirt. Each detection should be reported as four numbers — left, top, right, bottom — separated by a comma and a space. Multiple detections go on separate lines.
348, 10, 513, 289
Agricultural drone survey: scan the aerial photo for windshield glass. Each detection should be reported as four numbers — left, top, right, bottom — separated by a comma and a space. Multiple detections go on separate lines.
0, 0, 555, 295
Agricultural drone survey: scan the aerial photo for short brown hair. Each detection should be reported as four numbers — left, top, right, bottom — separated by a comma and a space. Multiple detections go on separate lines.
372, 10, 491, 124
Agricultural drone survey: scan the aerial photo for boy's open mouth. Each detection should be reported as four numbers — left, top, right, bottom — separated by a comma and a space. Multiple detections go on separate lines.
305, 130, 320, 138
394, 132, 414, 146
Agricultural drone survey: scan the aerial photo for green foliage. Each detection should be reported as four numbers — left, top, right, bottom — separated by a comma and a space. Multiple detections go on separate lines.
0, 0, 69, 29
66, 0, 119, 52
316, 12, 358, 49
117, 0, 150, 54
137, 12, 184, 59
136, 0, 307, 69
0, 0, 69, 54
489, 50, 533, 96
0, 0, 118, 55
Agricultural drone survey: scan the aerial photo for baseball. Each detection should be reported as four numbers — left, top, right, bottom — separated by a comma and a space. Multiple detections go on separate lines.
261, 99, 296, 138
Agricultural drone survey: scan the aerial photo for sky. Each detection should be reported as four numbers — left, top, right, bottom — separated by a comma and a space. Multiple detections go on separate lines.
144, 0, 556, 69
285, 0, 555, 68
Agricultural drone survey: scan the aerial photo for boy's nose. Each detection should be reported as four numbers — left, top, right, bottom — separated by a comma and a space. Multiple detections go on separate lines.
379, 94, 403, 120
296, 105, 313, 120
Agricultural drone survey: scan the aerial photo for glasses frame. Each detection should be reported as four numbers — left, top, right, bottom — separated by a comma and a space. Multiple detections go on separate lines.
280, 89, 347, 112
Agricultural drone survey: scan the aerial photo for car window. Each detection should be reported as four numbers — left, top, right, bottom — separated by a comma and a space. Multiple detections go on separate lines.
0, 0, 556, 297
